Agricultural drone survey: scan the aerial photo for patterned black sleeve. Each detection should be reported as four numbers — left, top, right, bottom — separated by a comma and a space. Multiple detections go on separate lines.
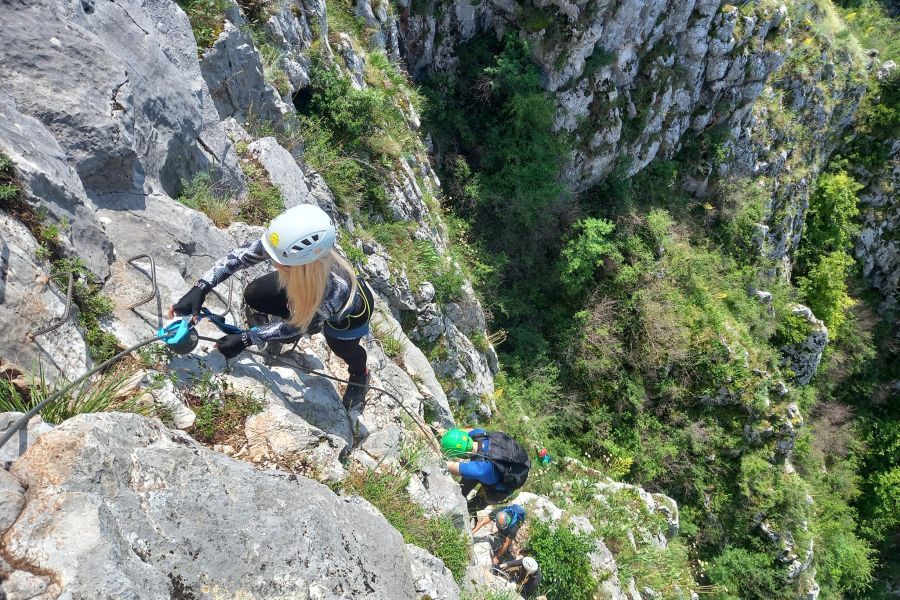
200, 239, 270, 287
247, 321, 302, 345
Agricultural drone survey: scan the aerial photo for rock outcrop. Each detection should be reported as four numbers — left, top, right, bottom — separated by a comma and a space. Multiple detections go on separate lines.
1, 413, 419, 599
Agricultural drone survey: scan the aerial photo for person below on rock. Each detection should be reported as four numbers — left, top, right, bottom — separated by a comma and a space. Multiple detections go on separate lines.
441, 428, 531, 514
170, 203, 374, 408
472, 503, 526, 565
498, 556, 542, 599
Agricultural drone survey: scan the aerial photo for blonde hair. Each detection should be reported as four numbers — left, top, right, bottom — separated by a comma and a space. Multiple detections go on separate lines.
277, 249, 358, 332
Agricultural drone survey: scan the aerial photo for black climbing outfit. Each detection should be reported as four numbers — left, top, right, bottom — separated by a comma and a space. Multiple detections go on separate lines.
244, 270, 374, 377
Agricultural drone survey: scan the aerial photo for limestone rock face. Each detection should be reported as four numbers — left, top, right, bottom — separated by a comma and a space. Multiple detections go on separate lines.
780, 304, 829, 386
0, 413, 54, 466
0, 213, 90, 380
856, 139, 900, 311
2, 413, 419, 600
397, 0, 789, 189
407, 543, 462, 600
201, 20, 294, 126
0, 0, 241, 201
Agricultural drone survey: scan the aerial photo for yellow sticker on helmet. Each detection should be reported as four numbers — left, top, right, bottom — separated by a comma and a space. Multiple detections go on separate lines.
269, 232, 280, 247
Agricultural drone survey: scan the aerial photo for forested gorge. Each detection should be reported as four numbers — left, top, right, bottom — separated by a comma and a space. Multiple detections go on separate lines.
415, 2, 899, 598
0, 0, 897, 597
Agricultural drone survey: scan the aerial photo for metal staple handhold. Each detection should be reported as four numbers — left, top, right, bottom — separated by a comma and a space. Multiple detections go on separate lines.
30, 270, 74, 338
126, 254, 162, 329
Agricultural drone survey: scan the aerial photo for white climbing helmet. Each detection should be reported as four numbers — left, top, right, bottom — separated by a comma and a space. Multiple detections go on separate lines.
523, 557, 539, 575
262, 204, 336, 266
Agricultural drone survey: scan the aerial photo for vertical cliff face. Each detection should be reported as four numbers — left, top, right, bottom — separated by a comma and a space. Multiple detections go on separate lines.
392, 0, 789, 187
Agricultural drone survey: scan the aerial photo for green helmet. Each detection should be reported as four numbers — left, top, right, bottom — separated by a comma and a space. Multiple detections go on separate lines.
441, 429, 474, 458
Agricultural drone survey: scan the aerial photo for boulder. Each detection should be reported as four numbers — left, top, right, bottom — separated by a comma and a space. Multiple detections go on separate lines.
245, 404, 347, 483
0, 412, 54, 466
4, 413, 420, 599
407, 460, 469, 529
407, 543, 461, 600
200, 21, 292, 126
0, 0, 240, 200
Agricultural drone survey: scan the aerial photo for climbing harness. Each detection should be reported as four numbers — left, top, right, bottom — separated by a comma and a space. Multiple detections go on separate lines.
2, 253, 441, 454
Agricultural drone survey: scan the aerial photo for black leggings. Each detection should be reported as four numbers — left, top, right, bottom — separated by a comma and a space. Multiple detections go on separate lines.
244, 272, 369, 377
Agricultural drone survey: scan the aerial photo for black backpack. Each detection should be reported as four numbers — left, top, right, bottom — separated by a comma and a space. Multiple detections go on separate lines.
471, 431, 531, 492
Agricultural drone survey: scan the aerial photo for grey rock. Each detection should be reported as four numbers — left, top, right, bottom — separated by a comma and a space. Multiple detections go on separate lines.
5, 413, 419, 599
0, 94, 110, 277
0, 413, 54, 466
245, 404, 347, 484
201, 21, 293, 126
0, 468, 24, 533
407, 461, 469, 529
407, 543, 461, 600
0, 0, 239, 200
780, 304, 829, 385
0, 214, 91, 381
172, 352, 354, 446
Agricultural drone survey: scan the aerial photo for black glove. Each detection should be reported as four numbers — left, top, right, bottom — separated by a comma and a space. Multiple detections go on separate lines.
216, 332, 252, 359
171, 281, 209, 321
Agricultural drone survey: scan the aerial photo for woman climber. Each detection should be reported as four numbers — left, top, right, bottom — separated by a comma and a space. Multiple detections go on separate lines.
169, 204, 374, 408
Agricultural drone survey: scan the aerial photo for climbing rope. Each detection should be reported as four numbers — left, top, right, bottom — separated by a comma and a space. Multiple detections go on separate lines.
235, 344, 442, 453
0, 335, 166, 451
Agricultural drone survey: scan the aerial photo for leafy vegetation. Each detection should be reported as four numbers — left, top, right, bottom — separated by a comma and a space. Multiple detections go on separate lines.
175, 0, 227, 52
0, 366, 153, 424
183, 369, 264, 443
341, 467, 470, 581
177, 166, 283, 227
525, 521, 596, 600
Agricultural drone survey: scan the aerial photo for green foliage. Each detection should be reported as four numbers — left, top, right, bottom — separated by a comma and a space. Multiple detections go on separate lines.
184, 372, 263, 443
258, 42, 291, 96
342, 468, 470, 581
0, 367, 152, 425
799, 171, 862, 267
706, 547, 792, 600
422, 34, 570, 327
51, 257, 118, 362
835, 0, 900, 62
839, 69, 900, 171
559, 218, 620, 294
175, 0, 227, 51
178, 172, 235, 227
299, 56, 418, 215
526, 520, 596, 600
798, 250, 855, 336
241, 169, 285, 224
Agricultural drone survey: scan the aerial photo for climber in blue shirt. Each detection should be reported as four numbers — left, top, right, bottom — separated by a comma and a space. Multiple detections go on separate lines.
441, 428, 531, 514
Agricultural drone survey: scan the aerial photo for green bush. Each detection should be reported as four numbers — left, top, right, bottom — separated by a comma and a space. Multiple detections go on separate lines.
526, 520, 596, 600
178, 172, 235, 227
798, 250, 855, 336
706, 547, 792, 600
797, 171, 861, 271
299, 57, 417, 215
0, 367, 152, 425
184, 373, 263, 443
342, 468, 470, 581
175, 0, 227, 51
559, 218, 620, 294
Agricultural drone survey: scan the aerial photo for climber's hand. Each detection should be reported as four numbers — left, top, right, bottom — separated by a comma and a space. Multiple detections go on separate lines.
170, 282, 209, 322
216, 332, 252, 359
